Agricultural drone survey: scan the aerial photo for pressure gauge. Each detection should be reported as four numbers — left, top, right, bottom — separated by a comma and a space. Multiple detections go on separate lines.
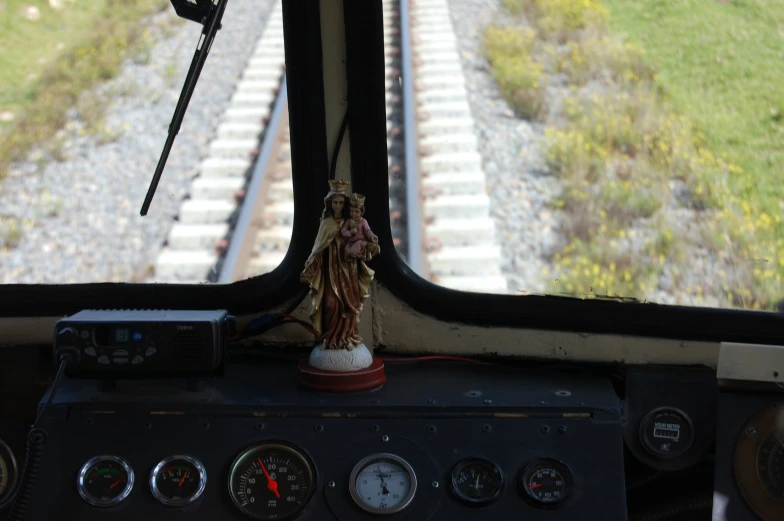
349, 453, 417, 514
77, 455, 134, 507
451, 458, 504, 506
150, 455, 206, 506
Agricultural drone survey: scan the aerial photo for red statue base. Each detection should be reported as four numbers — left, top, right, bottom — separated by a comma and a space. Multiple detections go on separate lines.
297, 358, 386, 392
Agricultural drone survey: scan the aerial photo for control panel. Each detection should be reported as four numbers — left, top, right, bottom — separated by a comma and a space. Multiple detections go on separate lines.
24, 362, 628, 521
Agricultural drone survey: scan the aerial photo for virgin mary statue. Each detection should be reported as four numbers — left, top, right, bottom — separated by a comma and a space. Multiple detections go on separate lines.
300, 180, 379, 370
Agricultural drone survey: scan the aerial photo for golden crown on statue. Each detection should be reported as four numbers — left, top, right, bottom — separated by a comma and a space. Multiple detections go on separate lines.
328, 179, 350, 192
349, 193, 366, 207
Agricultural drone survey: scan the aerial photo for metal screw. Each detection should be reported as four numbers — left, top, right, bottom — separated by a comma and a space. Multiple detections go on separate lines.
558, 425, 567, 434
371, 424, 380, 432
254, 423, 265, 431
314, 425, 324, 433
426, 425, 437, 434
540, 400, 549, 405
200, 421, 210, 430
555, 390, 571, 397
747, 426, 757, 436
540, 425, 550, 434
482, 424, 492, 433
328, 481, 336, 488
145, 422, 153, 430
432, 481, 439, 488
483, 399, 492, 404
382, 435, 390, 442
428, 398, 437, 404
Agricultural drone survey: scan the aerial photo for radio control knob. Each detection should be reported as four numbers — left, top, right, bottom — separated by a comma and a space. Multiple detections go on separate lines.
57, 327, 79, 346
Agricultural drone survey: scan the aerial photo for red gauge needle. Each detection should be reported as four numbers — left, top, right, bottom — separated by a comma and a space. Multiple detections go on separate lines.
529, 484, 542, 489
258, 457, 281, 499
178, 470, 189, 487
109, 480, 122, 489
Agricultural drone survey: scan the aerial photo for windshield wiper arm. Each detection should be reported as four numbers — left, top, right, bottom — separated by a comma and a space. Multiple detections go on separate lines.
140, 0, 229, 216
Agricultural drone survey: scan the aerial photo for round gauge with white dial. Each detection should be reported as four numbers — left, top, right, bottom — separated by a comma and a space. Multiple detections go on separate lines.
349, 454, 417, 514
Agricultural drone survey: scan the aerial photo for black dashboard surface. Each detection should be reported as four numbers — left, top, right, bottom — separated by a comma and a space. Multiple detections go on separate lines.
16, 362, 628, 521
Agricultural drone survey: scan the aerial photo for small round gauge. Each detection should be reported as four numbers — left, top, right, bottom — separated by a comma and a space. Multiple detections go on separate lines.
228, 442, 315, 520
349, 453, 417, 514
150, 455, 206, 506
522, 459, 572, 506
639, 407, 694, 459
77, 455, 134, 507
0, 439, 18, 510
450, 458, 503, 506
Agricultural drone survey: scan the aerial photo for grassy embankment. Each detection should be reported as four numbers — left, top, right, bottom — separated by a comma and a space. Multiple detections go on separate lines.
485, 0, 784, 310
0, 0, 174, 178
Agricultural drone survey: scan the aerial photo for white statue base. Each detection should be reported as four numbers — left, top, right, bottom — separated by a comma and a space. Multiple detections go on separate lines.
308, 343, 374, 372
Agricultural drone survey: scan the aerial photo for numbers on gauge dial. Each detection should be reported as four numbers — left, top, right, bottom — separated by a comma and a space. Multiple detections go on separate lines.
522, 459, 572, 506
150, 456, 206, 506
350, 454, 417, 514
230, 446, 314, 521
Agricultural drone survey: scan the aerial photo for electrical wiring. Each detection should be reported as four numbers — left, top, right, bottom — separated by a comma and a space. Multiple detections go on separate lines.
378, 355, 493, 365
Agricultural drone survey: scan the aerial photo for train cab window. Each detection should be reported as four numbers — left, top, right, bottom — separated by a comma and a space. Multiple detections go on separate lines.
0, 0, 296, 287
383, 0, 784, 312
1, 1, 784, 521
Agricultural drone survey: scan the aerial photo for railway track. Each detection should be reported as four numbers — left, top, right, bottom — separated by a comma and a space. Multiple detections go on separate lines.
152, 0, 506, 293
152, 0, 292, 283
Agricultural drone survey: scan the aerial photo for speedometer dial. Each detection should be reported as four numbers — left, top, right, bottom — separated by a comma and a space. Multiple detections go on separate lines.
228, 443, 315, 520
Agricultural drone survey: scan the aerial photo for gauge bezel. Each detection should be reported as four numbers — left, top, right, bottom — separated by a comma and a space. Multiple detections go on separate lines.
734, 403, 784, 521
349, 452, 418, 515
521, 458, 572, 506
228, 441, 317, 521
77, 455, 134, 507
639, 406, 695, 460
450, 457, 504, 506
0, 438, 19, 510
149, 455, 207, 507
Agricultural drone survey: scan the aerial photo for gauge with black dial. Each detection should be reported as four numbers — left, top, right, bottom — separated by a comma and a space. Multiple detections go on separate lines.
228, 442, 315, 520
451, 458, 503, 506
639, 407, 694, 459
150, 455, 206, 507
522, 459, 572, 506
77, 455, 134, 507
0, 439, 18, 510
349, 453, 417, 514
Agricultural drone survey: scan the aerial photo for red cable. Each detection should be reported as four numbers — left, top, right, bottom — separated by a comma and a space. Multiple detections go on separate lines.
378, 355, 492, 365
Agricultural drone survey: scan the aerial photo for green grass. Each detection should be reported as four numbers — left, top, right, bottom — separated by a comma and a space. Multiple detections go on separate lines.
488, 0, 784, 308
0, 0, 172, 175
603, 0, 784, 225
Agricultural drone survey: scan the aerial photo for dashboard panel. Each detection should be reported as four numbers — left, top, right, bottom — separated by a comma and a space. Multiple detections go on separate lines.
7, 362, 628, 521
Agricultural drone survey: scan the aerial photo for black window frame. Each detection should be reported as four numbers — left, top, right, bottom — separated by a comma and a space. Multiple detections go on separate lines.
0, 1, 329, 318
342, 0, 784, 346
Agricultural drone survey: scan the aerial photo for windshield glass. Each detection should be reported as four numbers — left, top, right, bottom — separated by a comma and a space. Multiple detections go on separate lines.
0, 0, 290, 284
387, 0, 784, 311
